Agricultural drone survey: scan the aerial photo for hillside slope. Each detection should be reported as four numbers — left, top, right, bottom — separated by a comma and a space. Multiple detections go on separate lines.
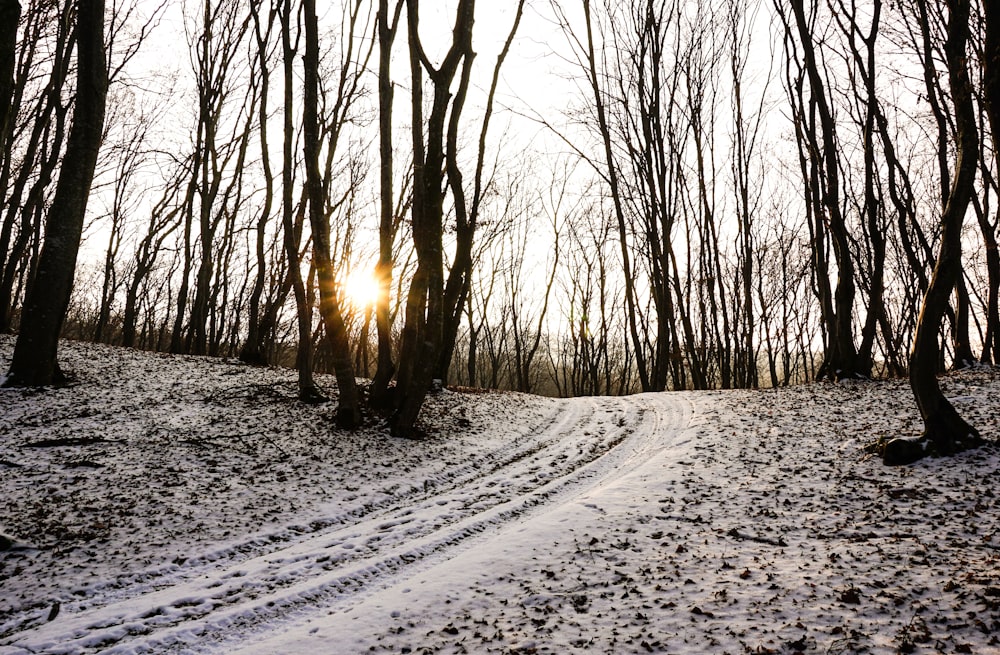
1, 338, 998, 654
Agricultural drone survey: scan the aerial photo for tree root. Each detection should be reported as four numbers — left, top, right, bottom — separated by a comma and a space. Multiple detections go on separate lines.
880, 431, 985, 466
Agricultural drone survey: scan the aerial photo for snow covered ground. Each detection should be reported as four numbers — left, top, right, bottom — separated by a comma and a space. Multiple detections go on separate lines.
1, 336, 999, 654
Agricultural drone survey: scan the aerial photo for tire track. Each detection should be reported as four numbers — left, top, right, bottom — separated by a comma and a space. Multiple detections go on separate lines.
0, 398, 576, 643
3, 394, 692, 655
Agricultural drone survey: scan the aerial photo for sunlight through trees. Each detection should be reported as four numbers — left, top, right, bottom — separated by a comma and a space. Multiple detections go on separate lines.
2, 0, 998, 460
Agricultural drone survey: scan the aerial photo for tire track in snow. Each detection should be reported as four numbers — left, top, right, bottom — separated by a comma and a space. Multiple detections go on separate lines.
2, 393, 692, 655
0, 398, 577, 642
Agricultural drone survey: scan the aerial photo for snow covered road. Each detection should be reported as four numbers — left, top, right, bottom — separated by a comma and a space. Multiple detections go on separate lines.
1, 349, 696, 654
3, 339, 999, 654
11, 395, 692, 654
234, 393, 697, 655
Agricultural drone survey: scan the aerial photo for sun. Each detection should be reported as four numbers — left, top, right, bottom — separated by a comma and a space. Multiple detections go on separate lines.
343, 269, 380, 309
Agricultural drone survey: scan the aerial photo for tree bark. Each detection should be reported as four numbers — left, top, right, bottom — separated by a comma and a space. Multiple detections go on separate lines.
986, 0, 1000, 168
889, 0, 981, 464
435, 0, 524, 385
278, 0, 324, 403
369, 0, 404, 408
390, 0, 475, 436
240, 1, 277, 366
580, 0, 651, 392
785, 0, 865, 380
4, 0, 107, 387
981, 0, 1000, 364
302, 0, 361, 427
0, 3, 73, 333
0, 0, 17, 157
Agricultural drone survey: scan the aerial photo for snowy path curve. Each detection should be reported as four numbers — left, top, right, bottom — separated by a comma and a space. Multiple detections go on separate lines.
1, 393, 693, 655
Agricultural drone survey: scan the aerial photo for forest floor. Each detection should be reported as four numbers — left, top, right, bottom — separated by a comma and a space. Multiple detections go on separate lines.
1, 336, 999, 654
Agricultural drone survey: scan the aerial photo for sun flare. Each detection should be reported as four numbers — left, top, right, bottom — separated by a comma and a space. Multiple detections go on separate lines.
343, 270, 380, 309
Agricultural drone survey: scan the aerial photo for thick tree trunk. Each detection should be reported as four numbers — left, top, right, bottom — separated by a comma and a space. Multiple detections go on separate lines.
390, 0, 474, 437
4, 0, 106, 387
887, 0, 981, 465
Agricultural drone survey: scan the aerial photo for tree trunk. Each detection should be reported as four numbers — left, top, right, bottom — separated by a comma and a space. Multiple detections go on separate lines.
279, 0, 324, 404
0, 0, 17, 158
390, 0, 475, 436
303, 0, 361, 428
4, 0, 107, 387
580, 0, 651, 392
435, 3, 524, 386
952, 276, 975, 368
369, 0, 404, 408
887, 0, 981, 465
986, 0, 1000, 169
240, 2, 276, 366
981, 0, 1000, 363
785, 0, 865, 381
0, 4, 72, 333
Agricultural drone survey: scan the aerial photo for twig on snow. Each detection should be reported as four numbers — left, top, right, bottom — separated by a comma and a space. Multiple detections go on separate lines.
725, 527, 788, 547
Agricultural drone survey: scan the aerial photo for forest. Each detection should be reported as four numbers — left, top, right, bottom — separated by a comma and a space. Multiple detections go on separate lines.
1, 0, 998, 459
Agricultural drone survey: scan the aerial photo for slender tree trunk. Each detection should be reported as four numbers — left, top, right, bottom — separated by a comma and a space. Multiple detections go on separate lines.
986, 0, 1000, 170
302, 0, 361, 427
887, 0, 981, 464
971, 185, 1000, 364
4, 0, 107, 387
981, 0, 1000, 362
784, 0, 866, 380
0, 4, 72, 333
952, 277, 975, 367
279, 0, 324, 403
370, 0, 404, 408
240, 1, 276, 365
434, 0, 525, 386
729, 0, 764, 389
168, 175, 195, 354
0, 0, 17, 159
581, 0, 650, 392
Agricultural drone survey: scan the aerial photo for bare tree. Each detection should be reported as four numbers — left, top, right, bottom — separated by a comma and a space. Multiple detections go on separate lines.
389, 0, 476, 436
569, 0, 652, 390
975, 0, 1000, 367
728, 0, 770, 389
389, 0, 524, 435
434, 1, 527, 386
369, 0, 405, 408
0, 0, 74, 334
779, 0, 866, 381
92, 95, 157, 344
121, 164, 186, 348
302, 0, 370, 427
4, 0, 107, 386
0, 1, 17, 161
279, 0, 324, 403
240, 0, 279, 366
885, 0, 982, 464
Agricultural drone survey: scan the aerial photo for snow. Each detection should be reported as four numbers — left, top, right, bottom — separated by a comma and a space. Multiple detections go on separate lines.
1, 336, 999, 654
